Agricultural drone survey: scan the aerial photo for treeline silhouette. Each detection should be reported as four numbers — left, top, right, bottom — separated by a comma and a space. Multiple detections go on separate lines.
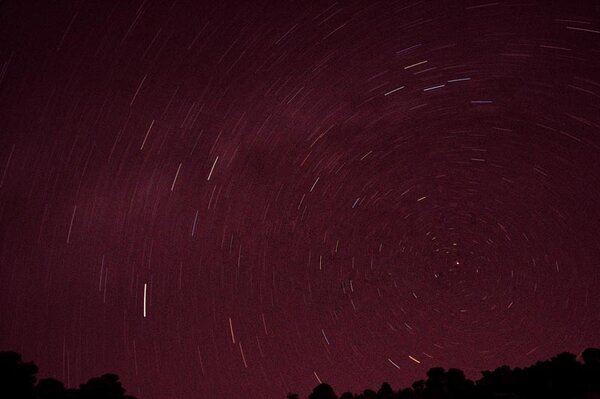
293, 348, 600, 399
2, 348, 599, 399
0, 351, 136, 399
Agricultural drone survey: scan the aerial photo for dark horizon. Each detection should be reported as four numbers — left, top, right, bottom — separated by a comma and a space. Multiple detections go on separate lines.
1, 0, 600, 398
2, 347, 600, 398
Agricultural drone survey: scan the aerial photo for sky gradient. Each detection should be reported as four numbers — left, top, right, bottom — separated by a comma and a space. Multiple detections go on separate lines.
1, 1, 600, 398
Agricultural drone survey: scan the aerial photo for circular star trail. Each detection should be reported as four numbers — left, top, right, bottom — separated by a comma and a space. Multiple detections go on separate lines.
1, 1, 599, 398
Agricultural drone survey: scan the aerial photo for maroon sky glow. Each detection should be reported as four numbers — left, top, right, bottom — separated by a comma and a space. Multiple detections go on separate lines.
1, 1, 600, 398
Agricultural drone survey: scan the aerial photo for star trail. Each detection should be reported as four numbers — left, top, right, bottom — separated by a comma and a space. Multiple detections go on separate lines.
1, 1, 599, 398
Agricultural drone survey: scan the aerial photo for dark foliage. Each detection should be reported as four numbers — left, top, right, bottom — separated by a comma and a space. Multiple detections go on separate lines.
290, 348, 600, 399
0, 351, 135, 399
2, 348, 599, 399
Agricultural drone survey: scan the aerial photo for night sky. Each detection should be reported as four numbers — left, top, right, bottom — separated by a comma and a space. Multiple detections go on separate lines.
1, 1, 600, 398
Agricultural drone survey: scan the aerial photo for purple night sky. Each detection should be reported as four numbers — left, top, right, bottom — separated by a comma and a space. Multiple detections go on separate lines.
1, 1, 600, 398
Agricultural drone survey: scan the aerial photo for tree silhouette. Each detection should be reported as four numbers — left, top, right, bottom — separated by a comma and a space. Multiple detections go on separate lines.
286, 347, 600, 399
582, 348, 600, 366
79, 373, 135, 399
3, 348, 600, 399
308, 383, 338, 399
0, 351, 136, 399
35, 378, 66, 399
377, 382, 394, 399
0, 351, 38, 399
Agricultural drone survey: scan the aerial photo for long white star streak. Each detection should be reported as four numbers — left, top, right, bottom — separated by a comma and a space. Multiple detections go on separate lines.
130, 74, 147, 107
384, 86, 405, 96
408, 355, 421, 364
566, 26, 600, 34
207, 156, 218, 180
423, 84, 445, 92
321, 329, 330, 345
239, 342, 248, 368
388, 358, 401, 369
140, 119, 154, 150
404, 60, 428, 69
313, 371, 322, 384
310, 176, 320, 191
143, 283, 147, 318
171, 163, 182, 191
229, 317, 236, 344
447, 77, 471, 83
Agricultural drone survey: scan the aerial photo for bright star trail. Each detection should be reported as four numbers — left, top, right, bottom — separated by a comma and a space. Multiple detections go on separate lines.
1, 1, 600, 398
